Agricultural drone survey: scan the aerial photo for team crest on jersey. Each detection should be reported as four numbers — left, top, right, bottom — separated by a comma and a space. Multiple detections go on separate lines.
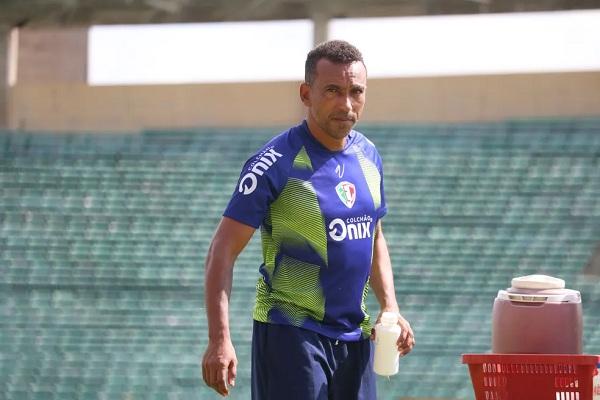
335, 181, 356, 208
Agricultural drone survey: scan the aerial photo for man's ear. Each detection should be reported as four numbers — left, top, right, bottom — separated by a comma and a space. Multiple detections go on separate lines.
299, 82, 311, 107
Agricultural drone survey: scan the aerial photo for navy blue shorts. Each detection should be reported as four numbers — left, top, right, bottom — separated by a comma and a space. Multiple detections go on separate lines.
251, 320, 377, 400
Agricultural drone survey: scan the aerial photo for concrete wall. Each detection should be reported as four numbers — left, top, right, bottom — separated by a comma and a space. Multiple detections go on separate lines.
0, 26, 8, 128
9, 81, 305, 132
17, 27, 87, 84
365, 72, 600, 124
9, 72, 600, 132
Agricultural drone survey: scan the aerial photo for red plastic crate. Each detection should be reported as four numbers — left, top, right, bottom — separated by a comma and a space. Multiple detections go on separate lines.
462, 354, 600, 400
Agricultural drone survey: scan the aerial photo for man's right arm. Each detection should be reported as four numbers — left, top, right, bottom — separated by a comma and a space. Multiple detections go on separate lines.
201, 216, 255, 397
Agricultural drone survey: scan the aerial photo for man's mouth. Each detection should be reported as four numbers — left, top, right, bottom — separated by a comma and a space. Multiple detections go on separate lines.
332, 115, 355, 123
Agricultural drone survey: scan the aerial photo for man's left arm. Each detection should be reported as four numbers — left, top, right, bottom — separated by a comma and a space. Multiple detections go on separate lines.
369, 220, 415, 356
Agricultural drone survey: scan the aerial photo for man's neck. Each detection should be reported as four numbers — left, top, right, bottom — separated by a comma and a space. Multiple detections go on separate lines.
305, 117, 346, 152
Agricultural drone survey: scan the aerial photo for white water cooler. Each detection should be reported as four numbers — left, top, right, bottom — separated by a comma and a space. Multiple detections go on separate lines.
492, 275, 583, 354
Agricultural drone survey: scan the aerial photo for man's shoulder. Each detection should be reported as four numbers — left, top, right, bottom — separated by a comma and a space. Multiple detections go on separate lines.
350, 129, 381, 159
261, 124, 304, 156
241, 123, 305, 176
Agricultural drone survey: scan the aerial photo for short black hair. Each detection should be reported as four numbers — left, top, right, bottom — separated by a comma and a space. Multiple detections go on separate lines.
304, 40, 364, 85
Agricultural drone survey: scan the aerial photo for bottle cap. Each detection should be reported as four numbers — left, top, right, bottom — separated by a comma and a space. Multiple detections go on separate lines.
380, 311, 399, 326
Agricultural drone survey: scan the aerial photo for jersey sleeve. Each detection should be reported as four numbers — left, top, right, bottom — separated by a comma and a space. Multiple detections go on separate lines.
223, 146, 287, 229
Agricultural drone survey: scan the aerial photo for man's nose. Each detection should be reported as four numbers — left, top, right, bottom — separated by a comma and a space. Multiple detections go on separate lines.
338, 94, 352, 112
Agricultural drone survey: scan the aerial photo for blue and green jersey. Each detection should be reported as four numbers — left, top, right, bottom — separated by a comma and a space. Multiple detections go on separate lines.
224, 120, 386, 341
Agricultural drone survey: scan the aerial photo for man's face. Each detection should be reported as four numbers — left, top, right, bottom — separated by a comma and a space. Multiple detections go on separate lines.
301, 59, 367, 141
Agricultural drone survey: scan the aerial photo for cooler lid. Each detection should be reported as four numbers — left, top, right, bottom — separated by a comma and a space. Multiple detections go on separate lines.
497, 289, 581, 303
511, 274, 565, 290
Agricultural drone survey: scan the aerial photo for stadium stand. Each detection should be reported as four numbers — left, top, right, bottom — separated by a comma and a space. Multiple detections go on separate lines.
1, 118, 600, 400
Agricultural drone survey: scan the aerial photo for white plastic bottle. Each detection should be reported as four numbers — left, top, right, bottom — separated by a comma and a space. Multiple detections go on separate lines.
373, 311, 402, 376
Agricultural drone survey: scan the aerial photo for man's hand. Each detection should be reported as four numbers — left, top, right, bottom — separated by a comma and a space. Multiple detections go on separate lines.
393, 312, 415, 356
371, 311, 416, 356
202, 339, 237, 396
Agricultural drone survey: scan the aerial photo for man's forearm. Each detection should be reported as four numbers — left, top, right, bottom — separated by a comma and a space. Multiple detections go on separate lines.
370, 223, 399, 312
204, 242, 235, 342
203, 217, 255, 344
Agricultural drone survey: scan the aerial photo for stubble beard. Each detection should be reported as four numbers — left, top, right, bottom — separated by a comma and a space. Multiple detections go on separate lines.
323, 116, 356, 141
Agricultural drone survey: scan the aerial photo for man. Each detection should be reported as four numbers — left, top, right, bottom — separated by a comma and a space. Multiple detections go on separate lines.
201, 40, 415, 399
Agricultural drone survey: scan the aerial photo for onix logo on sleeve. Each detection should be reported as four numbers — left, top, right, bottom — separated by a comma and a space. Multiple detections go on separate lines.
238, 148, 283, 195
335, 181, 356, 209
